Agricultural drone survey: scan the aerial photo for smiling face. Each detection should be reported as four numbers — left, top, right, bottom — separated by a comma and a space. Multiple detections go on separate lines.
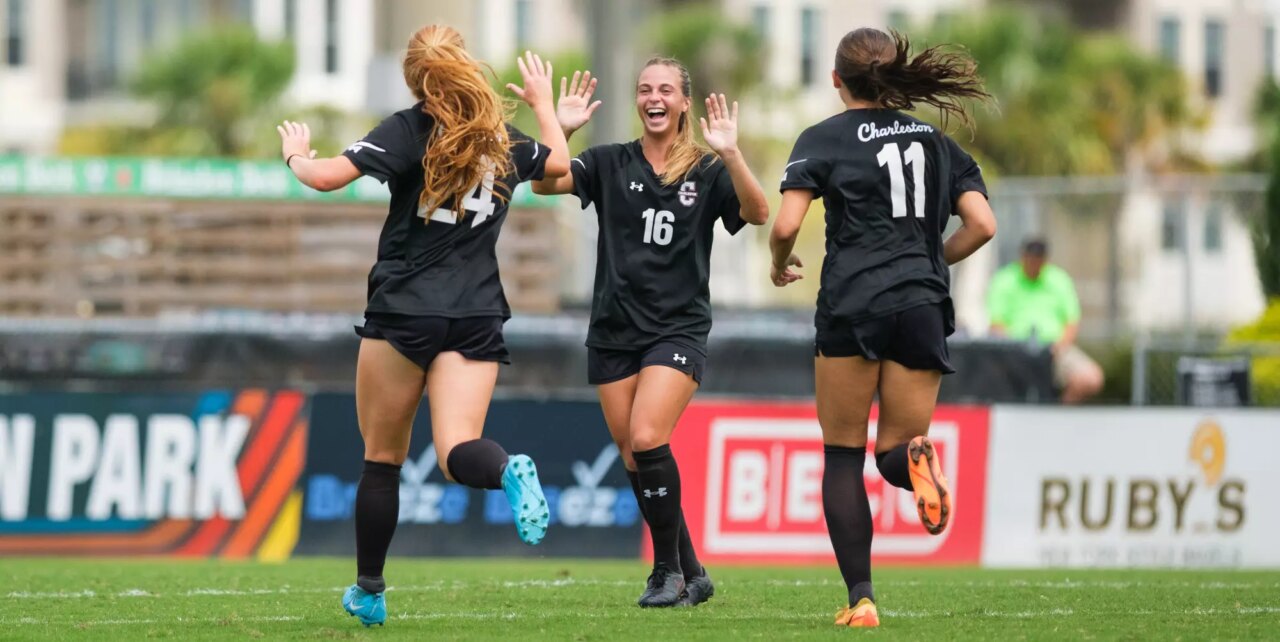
635, 63, 690, 138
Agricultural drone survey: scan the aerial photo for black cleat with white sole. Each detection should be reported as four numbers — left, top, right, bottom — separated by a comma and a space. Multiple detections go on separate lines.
637, 566, 685, 608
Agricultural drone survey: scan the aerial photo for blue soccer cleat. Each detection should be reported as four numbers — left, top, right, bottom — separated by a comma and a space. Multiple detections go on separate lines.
342, 584, 386, 627
502, 454, 550, 545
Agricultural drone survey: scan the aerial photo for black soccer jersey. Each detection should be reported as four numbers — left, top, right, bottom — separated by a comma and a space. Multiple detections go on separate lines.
780, 109, 987, 329
571, 141, 746, 350
342, 102, 550, 318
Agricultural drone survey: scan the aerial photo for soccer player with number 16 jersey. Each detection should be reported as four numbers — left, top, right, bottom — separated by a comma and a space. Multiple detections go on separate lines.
534, 58, 770, 608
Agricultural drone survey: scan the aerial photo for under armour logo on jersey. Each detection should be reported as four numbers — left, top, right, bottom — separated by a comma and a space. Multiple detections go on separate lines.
345, 141, 387, 154
630, 181, 644, 192
678, 181, 698, 207
673, 353, 687, 364
643, 487, 668, 498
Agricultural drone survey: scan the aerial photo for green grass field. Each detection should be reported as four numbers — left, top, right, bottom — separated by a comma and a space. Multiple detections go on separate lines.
1, 558, 1277, 640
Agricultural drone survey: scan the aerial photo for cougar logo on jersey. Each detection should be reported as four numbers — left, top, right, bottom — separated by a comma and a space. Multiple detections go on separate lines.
678, 181, 698, 206
630, 181, 644, 192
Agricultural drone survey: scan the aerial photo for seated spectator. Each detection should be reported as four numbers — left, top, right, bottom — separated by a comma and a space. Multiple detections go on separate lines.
987, 238, 1104, 404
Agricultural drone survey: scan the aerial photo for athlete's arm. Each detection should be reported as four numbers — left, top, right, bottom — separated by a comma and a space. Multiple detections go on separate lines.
507, 51, 570, 179
943, 191, 997, 265
768, 189, 812, 287
531, 70, 600, 195
278, 121, 362, 192
700, 93, 769, 225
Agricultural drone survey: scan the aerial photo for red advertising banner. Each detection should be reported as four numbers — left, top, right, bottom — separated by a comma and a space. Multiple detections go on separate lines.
662, 401, 989, 565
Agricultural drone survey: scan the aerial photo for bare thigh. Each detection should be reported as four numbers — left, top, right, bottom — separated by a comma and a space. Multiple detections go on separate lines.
814, 356, 880, 448
597, 375, 640, 471
424, 351, 500, 481
628, 365, 699, 453
356, 338, 427, 465
874, 360, 942, 453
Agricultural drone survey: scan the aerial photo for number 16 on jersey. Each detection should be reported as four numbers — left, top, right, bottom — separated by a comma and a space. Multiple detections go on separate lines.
877, 142, 925, 219
641, 208, 674, 246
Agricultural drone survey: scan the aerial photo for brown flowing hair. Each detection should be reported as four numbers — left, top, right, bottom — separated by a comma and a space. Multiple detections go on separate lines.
835, 28, 991, 130
641, 57, 712, 186
402, 25, 514, 219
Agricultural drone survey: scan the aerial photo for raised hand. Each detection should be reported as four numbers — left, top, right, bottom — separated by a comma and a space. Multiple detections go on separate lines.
506, 50, 554, 111
557, 70, 601, 134
699, 93, 739, 156
276, 120, 317, 165
771, 254, 804, 287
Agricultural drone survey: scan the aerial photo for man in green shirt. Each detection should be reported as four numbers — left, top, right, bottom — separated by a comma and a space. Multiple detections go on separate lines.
987, 238, 1104, 404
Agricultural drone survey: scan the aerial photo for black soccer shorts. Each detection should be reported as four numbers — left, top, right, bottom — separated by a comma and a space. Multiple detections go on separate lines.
587, 340, 706, 385
356, 314, 510, 371
815, 302, 955, 374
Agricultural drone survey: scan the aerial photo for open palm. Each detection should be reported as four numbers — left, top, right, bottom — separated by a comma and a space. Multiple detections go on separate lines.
699, 93, 739, 155
557, 70, 601, 133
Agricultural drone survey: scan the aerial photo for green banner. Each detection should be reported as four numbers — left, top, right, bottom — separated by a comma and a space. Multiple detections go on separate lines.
0, 155, 551, 207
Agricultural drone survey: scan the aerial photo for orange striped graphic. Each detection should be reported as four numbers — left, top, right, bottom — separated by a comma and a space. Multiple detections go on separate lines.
0, 519, 194, 555
236, 391, 304, 497
221, 420, 307, 559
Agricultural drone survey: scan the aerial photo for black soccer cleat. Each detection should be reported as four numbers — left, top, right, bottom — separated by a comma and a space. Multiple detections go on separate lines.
637, 566, 685, 608
677, 571, 715, 607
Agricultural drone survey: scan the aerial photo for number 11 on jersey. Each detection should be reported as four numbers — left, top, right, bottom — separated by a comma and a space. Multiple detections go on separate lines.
877, 142, 926, 219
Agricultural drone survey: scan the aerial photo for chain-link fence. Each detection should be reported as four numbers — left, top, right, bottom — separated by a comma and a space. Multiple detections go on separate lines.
973, 173, 1268, 342
1132, 337, 1280, 407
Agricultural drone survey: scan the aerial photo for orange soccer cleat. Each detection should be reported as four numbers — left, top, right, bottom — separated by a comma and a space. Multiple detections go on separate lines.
908, 435, 951, 535
835, 598, 880, 627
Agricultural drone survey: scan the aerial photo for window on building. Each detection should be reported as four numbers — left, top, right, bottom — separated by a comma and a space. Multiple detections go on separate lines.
178, 0, 196, 26
285, 0, 297, 40
1158, 16, 1180, 64
515, 0, 532, 51
140, 0, 157, 48
887, 8, 909, 33
1204, 19, 1224, 98
752, 4, 770, 40
5, 0, 24, 66
1266, 24, 1276, 79
325, 0, 339, 74
1162, 201, 1184, 251
800, 6, 818, 87
1203, 205, 1223, 254
102, 0, 120, 85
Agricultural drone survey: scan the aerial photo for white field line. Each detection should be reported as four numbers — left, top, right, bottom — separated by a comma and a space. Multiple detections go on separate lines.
3, 580, 640, 600
7, 606, 1280, 627
6, 578, 1278, 600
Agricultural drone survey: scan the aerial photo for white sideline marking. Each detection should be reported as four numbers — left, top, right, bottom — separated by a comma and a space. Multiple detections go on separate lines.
8, 606, 1280, 627
4, 579, 639, 600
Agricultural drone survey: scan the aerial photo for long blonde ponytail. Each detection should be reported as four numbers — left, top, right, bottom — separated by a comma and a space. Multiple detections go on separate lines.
402, 25, 515, 219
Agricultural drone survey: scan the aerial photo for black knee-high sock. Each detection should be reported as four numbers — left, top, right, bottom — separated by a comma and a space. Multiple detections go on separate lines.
823, 445, 875, 605
875, 443, 912, 490
355, 460, 402, 593
446, 439, 509, 490
633, 445, 683, 574
628, 469, 704, 578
